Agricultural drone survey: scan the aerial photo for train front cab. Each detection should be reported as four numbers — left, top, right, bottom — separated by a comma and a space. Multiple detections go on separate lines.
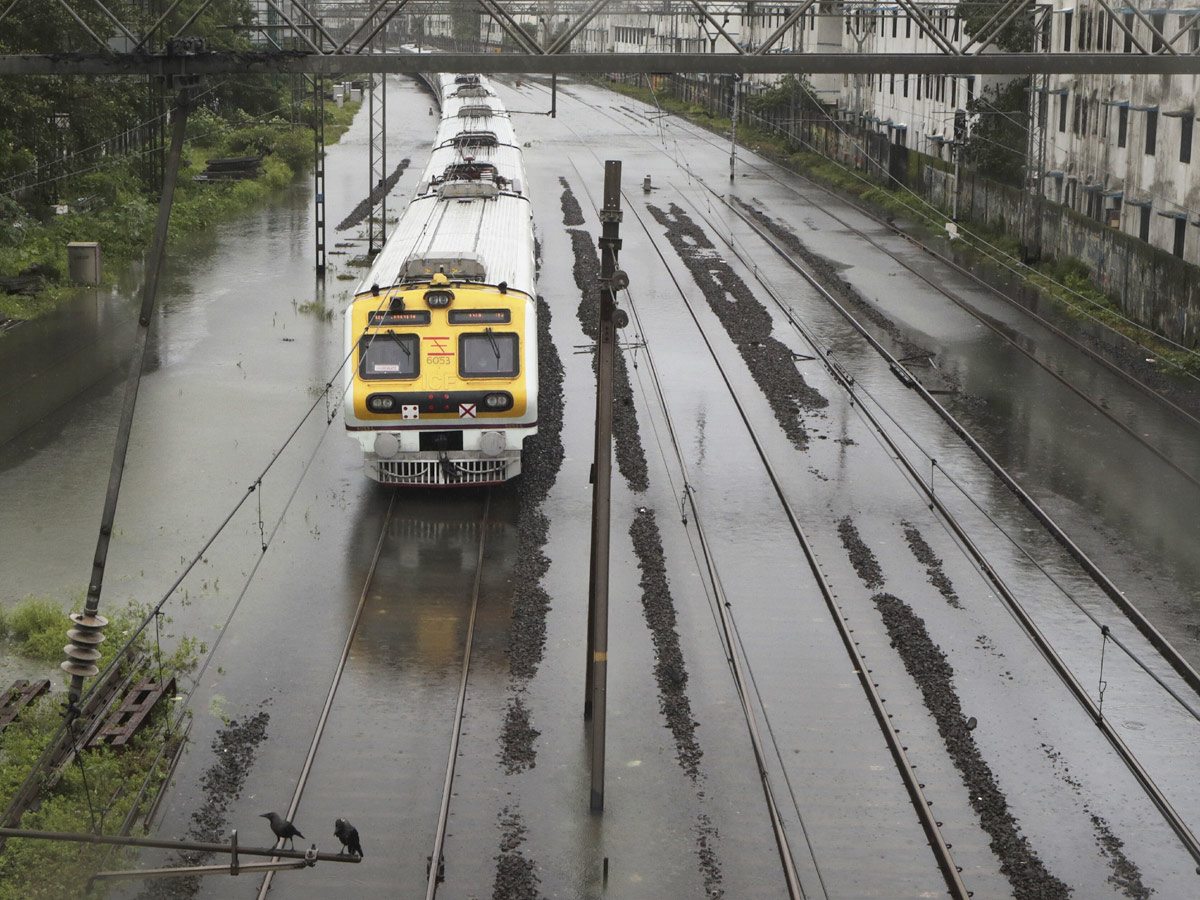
345, 273, 537, 486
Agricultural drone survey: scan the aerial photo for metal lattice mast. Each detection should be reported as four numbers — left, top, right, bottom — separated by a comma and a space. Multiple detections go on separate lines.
367, 15, 387, 257
315, 73, 327, 276
307, 3, 327, 276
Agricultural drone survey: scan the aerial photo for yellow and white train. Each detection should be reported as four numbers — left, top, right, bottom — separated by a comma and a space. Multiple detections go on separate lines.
343, 74, 537, 485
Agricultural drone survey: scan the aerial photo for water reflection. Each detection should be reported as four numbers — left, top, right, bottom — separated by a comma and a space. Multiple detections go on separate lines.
345, 486, 519, 676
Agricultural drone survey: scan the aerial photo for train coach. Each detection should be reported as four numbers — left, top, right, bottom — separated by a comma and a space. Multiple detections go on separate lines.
343, 74, 537, 485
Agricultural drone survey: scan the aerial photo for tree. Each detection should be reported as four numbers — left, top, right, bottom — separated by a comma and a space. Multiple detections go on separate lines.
958, 0, 1037, 52
961, 78, 1030, 186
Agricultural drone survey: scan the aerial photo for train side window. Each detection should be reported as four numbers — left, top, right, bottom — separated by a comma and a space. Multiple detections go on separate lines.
459, 331, 519, 377
359, 332, 419, 379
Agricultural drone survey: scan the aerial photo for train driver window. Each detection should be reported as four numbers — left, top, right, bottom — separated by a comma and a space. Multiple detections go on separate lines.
459, 330, 518, 377
359, 332, 419, 379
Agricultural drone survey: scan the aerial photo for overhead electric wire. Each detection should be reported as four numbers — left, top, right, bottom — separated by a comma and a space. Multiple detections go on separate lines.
721, 76, 1200, 376
683, 178, 1200, 726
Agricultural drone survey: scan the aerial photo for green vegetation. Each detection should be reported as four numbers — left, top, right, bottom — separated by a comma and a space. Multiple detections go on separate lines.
0, 2, 361, 325
0, 595, 201, 899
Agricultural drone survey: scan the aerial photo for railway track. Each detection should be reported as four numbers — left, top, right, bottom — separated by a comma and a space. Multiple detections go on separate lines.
530, 77, 1200, 897
620, 84, 1200, 429
252, 488, 500, 900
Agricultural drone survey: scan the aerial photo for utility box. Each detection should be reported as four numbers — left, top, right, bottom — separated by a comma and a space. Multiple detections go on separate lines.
67, 242, 101, 285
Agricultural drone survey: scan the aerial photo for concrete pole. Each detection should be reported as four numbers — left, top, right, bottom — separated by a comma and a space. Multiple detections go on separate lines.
588, 160, 623, 812
730, 74, 738, 180
64, 98, 191, 712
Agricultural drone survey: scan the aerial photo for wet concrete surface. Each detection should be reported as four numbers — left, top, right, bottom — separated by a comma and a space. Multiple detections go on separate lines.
2, 74, 1200, 899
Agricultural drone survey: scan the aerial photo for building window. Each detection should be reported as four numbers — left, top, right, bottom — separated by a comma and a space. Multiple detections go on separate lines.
1174, 218, 1186, 258
906, 17, 911, 38
1182, 117, 1194, 164
1151, 12, 1166, 53
903, 73, 909, 97
951, 78, 957, 108
1124, 13, 1134, 53
1059, 94, 1068, 132
1073, 95, 1081, 134
892, 11, 897, 38
1145, 110, 1157, 154
1139, 206, 1151, 241
1118, 106, 1128, 147
890, 73, 895, 95
1064, 11, 1073, 51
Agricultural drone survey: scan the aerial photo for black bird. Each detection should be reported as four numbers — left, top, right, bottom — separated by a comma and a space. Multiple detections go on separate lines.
334, 818, 363, 857
260, 811, 304, 850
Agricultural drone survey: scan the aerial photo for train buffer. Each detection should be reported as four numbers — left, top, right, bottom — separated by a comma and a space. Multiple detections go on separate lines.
0, 679, 51, 734
88, 675, 176, 748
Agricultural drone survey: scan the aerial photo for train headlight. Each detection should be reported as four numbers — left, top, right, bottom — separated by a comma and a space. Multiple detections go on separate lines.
483, 392, 512, 410
374, 433, 399, 459
368, 394, 396, 412
425, 289, 453, 308
481, 431, 505, 457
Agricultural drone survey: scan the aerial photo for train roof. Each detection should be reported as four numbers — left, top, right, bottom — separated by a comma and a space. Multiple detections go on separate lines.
416, 141, 527, 194
353, 73, 534, 300
356, 192, 535, 299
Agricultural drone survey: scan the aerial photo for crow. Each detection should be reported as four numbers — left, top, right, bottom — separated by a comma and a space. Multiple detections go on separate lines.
260, 811, 304, 850
334, 818, 363, 857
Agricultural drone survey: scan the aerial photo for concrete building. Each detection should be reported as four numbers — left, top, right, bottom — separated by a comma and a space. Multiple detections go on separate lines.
372, 1, 1200, 263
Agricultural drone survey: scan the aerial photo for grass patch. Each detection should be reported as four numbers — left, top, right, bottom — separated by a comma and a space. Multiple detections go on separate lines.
0, 595, 202, 898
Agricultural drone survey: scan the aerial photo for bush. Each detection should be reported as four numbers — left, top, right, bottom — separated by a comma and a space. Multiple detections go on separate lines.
8, 597, 63, 661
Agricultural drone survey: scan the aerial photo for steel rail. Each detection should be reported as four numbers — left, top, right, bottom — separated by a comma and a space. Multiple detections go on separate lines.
704, 185, 1200, 698
640, 82, 1200, 391
538, 75, 1200, 702
687, 120, 1200, 434
563, 117, 811, 898
615, 187, 970, 899
685, 193, 1200, 867
425, 489, 492, 900
611, 93, 1200, 695
255, 490, 398, 900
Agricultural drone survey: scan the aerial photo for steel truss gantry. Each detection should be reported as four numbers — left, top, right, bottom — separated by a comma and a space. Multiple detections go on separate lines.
2, 0, 1200, 76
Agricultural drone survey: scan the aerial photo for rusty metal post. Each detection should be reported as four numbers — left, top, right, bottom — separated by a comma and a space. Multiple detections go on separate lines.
588, 160, 622, 812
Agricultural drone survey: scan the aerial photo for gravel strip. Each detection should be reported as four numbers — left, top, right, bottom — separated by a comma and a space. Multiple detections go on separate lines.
630, 507, 702, 778
1041, 745, 1153, 899
497, 695, 539, 776
901, 521, 962, 608
134, 709, 271, 900
493, 807, 543, 900
837, 516, 885, 590
491, 292, 565, 896
872, 592, 1072, 900
646, 202, 828, 451
558, 176, 584, 226
732, 197, 960, 391
335, 159, 412, 232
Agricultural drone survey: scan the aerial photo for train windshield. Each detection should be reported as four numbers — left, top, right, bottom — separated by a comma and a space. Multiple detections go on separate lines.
459, 331, 518, 377
359, 332, 419, 379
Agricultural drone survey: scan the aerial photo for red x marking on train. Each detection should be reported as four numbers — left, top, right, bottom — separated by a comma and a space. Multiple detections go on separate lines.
424, 336, 453, 356
459, 403, 477, 418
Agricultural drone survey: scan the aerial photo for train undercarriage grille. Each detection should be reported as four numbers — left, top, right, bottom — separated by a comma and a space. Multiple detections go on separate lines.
370, 455, 518, 486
